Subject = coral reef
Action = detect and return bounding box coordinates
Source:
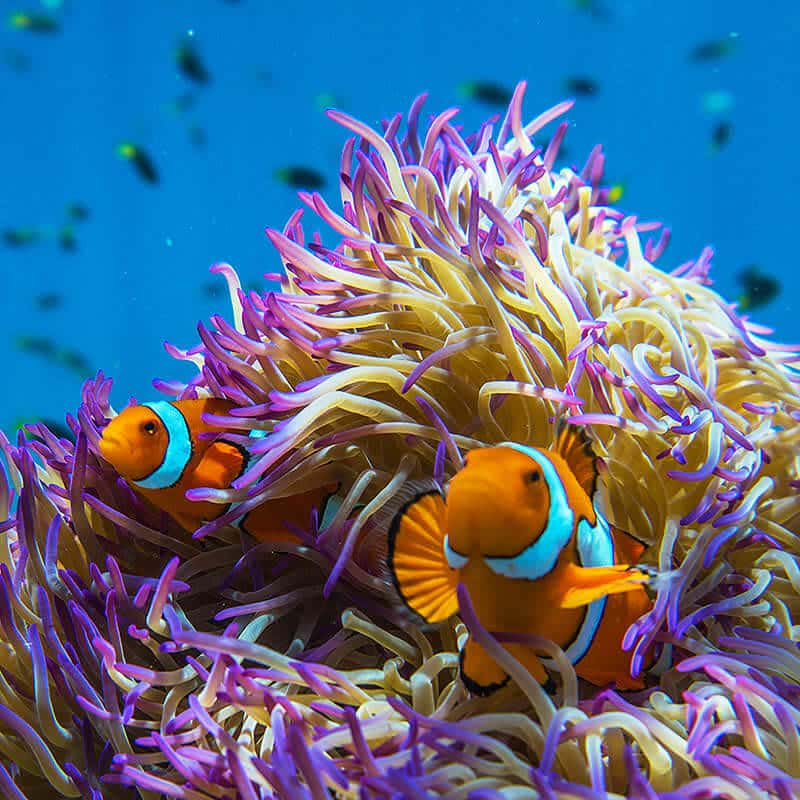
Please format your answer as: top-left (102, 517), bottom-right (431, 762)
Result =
top-left (1, 82), bottom-right (799, 798)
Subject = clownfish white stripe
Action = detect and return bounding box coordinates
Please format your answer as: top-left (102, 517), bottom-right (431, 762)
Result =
top-left (132, 402), bottom-right (192, 490)
top-left (444, 535), bottom-right (469, 569)
top-left (542, 512), bottom-right (615, 668)
top-left (576, 508), bottom-right (614, 568)
top-left (319, 492), bottom-right (342, 531)
top-left (483, 443), bottom-right (574, 580)
top-left (230, 428), bottom-right (268, 529)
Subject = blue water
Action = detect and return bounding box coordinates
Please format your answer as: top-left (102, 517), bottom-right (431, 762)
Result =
top-left (2, 0), bottom-right (798, 432)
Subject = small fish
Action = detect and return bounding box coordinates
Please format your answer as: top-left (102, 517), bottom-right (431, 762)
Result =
top-left (56, 348), bottom-right (91, 376)
top-left (34, 291), bottom-right (62, 310)
top-left (8, 11), bottom-right (60, 33)
top-left (3, 227), bottom-right (40, 247)
top-left (65, 202), bottom-right (90, 222)
top-left (274, 165), bottom-right (326, 190)
top-left (388, 424), bottom-right (655, 693)
top-left (563, 76), bottom-right (599, 97)
top-left (737, 264), bottom-right (780, 311)
top-left (176, 38), bottom-right (211, 85)
top-left (458, 81), bottom-right (513, 107)
top-left (2, 48), bottom-right (31, 71)
top-left (314, 92), bottom-right (346, 111)
top-left (187, 122), bottom-right (207, 149)
top-left (15, 337), bottom-right (91, 374)
top-left (15, 417), bottom-right (75, 442)
top-left (202, 278), bottom-right (259, 300)
top-left (201, 279), bottom-right (224, 299)
top-left (118, 143), bottom-right (159, 184)
top-left (711, 121), bottom-right (732, 153)
top-left (607, 183), bottom-right (625, 204)
top-left (689, 36), bottom-right (738, 63)
top-left (15, 334), bottom-right (56, 356)
top-left (168, 92), bottom-right (196, 114)
top-left (98, 398), bottom-right (337, 540)
top-left (566, 0), bottom-right (613, 21)
top-left (58, 225), bottom-right (77, 252)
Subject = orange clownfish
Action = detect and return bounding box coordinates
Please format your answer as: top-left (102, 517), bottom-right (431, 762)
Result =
top-left (387, 425), bottom-right (655, 694)
top-left (97, 398), bottom-right (335, 541)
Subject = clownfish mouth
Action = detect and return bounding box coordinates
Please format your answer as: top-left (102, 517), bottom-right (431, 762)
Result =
top-left (99, 431), bottom-right (119, 448)
top-left (98, 432), bottom-right (154, 484)
top-left (98, 432), bottom-right (131, 464)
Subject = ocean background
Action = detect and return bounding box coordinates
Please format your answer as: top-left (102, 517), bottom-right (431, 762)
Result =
top-left (1, 0), bottom-right (797, 434)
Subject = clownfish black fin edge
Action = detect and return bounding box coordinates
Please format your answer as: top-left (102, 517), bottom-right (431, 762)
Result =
top-left (386, 487), bottom-right (458, 626)
top-left (459, 647), bottom-right (511, 696)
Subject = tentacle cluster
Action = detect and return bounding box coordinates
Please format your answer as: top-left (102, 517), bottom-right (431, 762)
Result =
top-left (0, 82), bottom-right (799, 798)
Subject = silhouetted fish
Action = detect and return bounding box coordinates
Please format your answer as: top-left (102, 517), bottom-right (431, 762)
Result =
top-left (58, 226), bottom-right (77, 252)
top-left (2, 48), bottom-right (31, 71)
top-left (176, 38), bottom-right (211, 85)
top-left (188, 123), bottom-right (207, 148)
top-left (689, 37), bottom-right (738, 62)
top-left (458, 81), bottom-right (513, 107)
top-left (737, 265), bottom-right (780, 311)
top-left (711, 121), bottom-right (732, 152)
top-left (275, 165), bottom-right (326, 190)
top-left (563, 76), bottom-right (599, 96)
top-left (118, 143), bottom-right (159, 184)
top-left (3, 227), bottom-right (40, 247)
top-left (565, 0), bottom-right (613, 22)
top-left (15, 417), bottom-right (75, 442)
top-left (34, 292), bottom-right (62, 311)
top-left (56, 348), bottom-right (92, 376)
top-left (8, 11), bottom-right (60, 34)
top-left (65, 202), bottom-right (90, 222)
top-left (15, 335), bottom-right (57, 356)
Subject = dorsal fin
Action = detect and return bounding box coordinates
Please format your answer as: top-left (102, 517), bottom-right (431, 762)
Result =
top-left (553, 420), bottom-right (598, 498)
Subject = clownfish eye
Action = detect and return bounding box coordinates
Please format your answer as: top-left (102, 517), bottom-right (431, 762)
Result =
top-left (142, 421), bottom-right (157, 435)
top-left (526, 470), bottom-right (540, 483)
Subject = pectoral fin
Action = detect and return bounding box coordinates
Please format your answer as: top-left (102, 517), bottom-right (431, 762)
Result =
top-left (558, 563), bottom-right (651, 609)
top-left (191, 440), bottom-right (248, 490)
top-left (387, 490), bottom-right (458, 624)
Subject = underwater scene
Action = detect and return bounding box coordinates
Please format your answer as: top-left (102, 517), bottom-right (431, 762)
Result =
top-left (1, 1), bottom-right (800, 798)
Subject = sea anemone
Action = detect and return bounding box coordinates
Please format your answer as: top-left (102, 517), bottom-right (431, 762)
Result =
top-left (1, 81), bottom-right (799, 799)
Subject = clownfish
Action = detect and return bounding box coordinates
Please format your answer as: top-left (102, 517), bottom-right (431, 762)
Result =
top-left (98, 398), bottom-right (335, 542)
top-left (387, 425), bottom-right (655, 693)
